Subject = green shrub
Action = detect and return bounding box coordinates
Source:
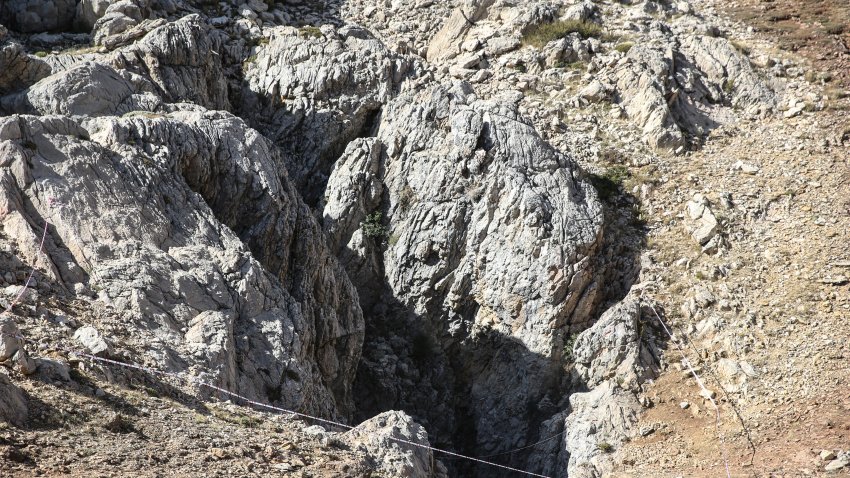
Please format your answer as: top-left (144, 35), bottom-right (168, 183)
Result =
top-left (597, 442), bottom-right (613, 453)
top-left (299, 25), bottom-right (322, 38)
top-left (361, 211), bottom-right (389, 239)
top-left (614, 41), bottom-right (634, 54)
top-left (521, 20), bottom-right (602, 48)
top-left (562, 332), bottom-right (580, 362)
top-left (33, 51), bottom-right (48, 57)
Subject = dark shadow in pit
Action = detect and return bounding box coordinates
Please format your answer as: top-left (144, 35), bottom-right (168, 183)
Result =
top-left (346, 177), bottom-right (649, 477)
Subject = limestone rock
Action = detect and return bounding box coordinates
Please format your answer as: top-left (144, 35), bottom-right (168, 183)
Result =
top-left (0, 373), bottom-right (27, 426)
top-left (0, 317), bottom-right (23, 361)
top-left (346, 411), bottom-right (443, 478)
top-left (573, 296), bottom-right (659, 390)
top-left (1, 62), bottom-right (162, 116)
top-left (73, 325), bottom-right (112, 356)
top-left (344, 82), bottom-right (606, 461)
top-left (0, 111), bottom-right (364, 419)
top-left (0, 0), bottom-right (77, 33)
top-left (685, 193), bottom-right (719, 245)
top-left (597, 24), bottom-right (776, 150)
top-left (111, 15), bottom-right (230, 110)
top-left (242, 25), bottom-right (419, 204)
top-left (0, 38), bottom-right (52, 95)
top-left (426, 0), bottom-right (496, 63)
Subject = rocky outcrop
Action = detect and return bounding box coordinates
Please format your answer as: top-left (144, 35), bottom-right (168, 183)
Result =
top-left (242, 24), bottom-right (421, 205)
top-left (0, 0), bottom-right (77, 33)
top-left (111, 15), bottom-right (230, 111)
top-left (593, 21), bottom-right (776, 151)
top-left (347, 410), bottom-right (446, 478)
top-left (0, 110), bottom-right (364, 419)
top-left (0, 28), bottom-right (51, 95)
top-left (323, 82), bottom-right (606, 466)
top-left (0, 372), bottom-right (27, 426)
top-left (529, 294), bottom-right (660, 478)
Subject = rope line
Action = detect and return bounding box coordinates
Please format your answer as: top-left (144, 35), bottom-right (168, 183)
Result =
top-left (644, 300), bottom-right (732, 478)
top-left (0, 219), bottom-right (550, 476)
top-left (63, 347), bottom-right (551, 478)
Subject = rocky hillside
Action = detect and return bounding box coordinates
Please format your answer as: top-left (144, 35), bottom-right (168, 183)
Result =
top-left (1, 0), bottom-right (848, 477)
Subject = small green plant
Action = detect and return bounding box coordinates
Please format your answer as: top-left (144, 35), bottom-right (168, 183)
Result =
top-left (33, 51), bottom-right (48, 57)
top-left (512, 62), bottom-right (528, 73)
top-left (361, 211), bottom-right (389, 239)
top-left (299, 25), bottom-right (323, 38)
top-left (614, 41), bottom-right (634, 54)
top-left (597, 442), bottom-right (613, 453)
top-left (521, 20), bottom-right (602, 48)
top-left (562, 332), bottom-right (580, 362)
top-left (723, 78), bottom-right (735, 94)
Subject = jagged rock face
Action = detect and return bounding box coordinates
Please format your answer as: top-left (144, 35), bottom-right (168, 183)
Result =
top-left (0, 29), bottom-right (52, 95)
top-left (322, 82), bottom-right (606, 467)
top-left (594, 22), bottom-right (776, 150)
top-left (0, 0), bottom-right (77, 33)
top-left (0, 110), bottom-right (364, 419)
top-left (242, 25), bottom-right (422, 205)
top-left (528, 293), bottom-right (660, 478)
top-left (111, 15), bottom-right (231, 111)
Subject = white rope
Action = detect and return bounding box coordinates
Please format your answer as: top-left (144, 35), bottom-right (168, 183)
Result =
top-left (645, 300), bottom-right (732, 478)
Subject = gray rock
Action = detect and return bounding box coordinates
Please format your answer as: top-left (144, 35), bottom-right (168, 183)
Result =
top-left (0, 0), bottom-right (77, 33)
top-left (242, 25), bottom-right (419, 204)
top-left (346, 411), bottom-right (442, 478)
top-left (426, 0), bottom-right (495, 63)
top-left (0, 372), bottom-right (27, 426)
top-left (0, 110), bottom-right (364, 419)
top-left (598, 25), bottom-right (776, 150)
top-left (0, 317), bottom-right (23, 361)
top-left (531, 292), bottom-right (659, 477)
top-left (111, 15), bottom-right (230, 110)
top-left (12, 348), bottom-right (36, 375)
top-left (825, 457), bottom-right (849, 472)
top-left (573, 296), bottom-right (659, 391)
top-left (74, 325), bottom-right (112, 356)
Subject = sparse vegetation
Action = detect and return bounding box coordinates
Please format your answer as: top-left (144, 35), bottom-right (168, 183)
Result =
top-left (723, 78), bottom-right (735, 94)
top-left (33, 51), bottom-right (48, 58)
top-left (299, 25), bottom-right (323, 39)
top-left (361, 211), bottom-right (389, 239)
top-left (825, 23), bottom-right (846, 35)
top-left (521, 20), bottom-right (602, 48)
top-left (562, 332), bottom-right (580, 362)
top-left (597, 442), bottom-right (614, 453)
top-left (614, 41), bottom-right (634, 54)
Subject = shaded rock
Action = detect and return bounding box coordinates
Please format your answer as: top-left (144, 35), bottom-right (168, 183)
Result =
top-left (242, 25), bottom-right (419, 205)
top-left (0, 0), bottom-right (77, 33)
top-left (0, 373), bottom-right (27, 426)
top-left (0, 111), bottom-right (364, 419)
